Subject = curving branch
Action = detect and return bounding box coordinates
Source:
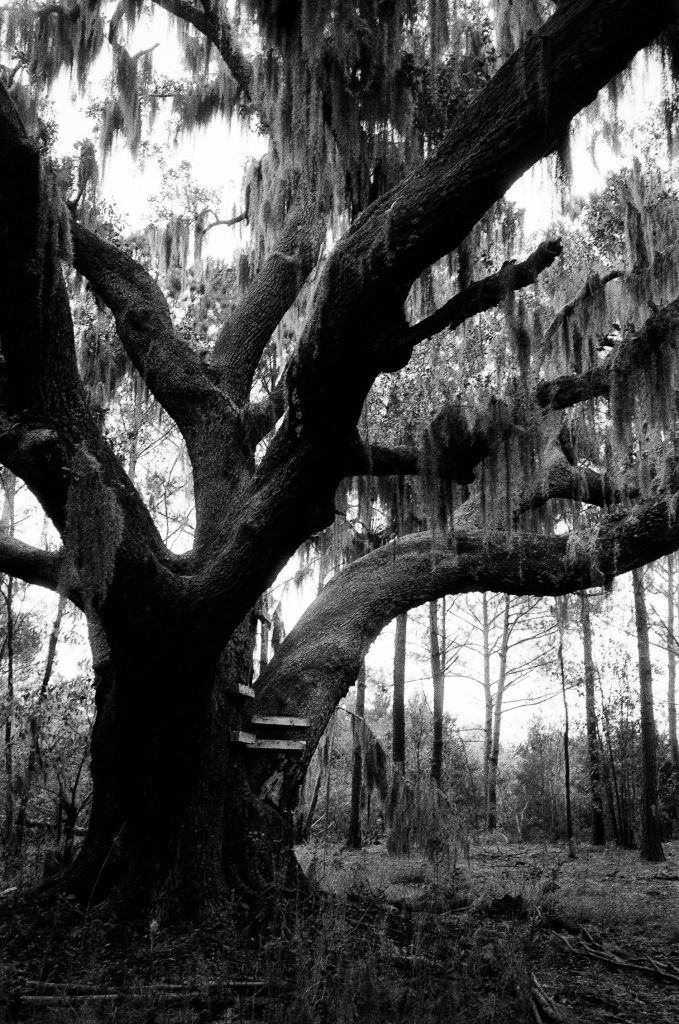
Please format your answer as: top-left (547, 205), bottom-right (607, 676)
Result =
top-left (405, 238), bottom-right (563, 347)
top-left (71, 221), bottom-right (228, 443)
top-left (253, 485), bottom-right (679, 807)
top-left (151, 0), bottom-right (253, 101)
top-left (273, 0), bottom-right (678, 451)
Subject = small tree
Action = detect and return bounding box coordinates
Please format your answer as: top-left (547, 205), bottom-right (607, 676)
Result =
top-left (632, 568), bottom-right (665, 861)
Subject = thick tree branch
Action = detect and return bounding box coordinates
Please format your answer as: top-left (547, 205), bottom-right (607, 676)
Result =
top-left (347, 440), bottom-right (420, 477)
top-left (151, 0), bottom-right (253, 100)
top-left (545, 269), bottom-right (623, 347)
top-left (253, 487), bottom-right (679, 807)
top-left (537, 294), bottom-right (679, 410)
top-left (212, 205), bottom-right (324, 405)
top-left (0, 535), bottom-right (62, 592)
top-left (276, 0), bottom-right (678, 449)
top-left (71, 221), bottom-right (229, 442)
top-left (406, 238), bottom-right (563, 346)
top-left (0, 84), bottom-right (182, 627)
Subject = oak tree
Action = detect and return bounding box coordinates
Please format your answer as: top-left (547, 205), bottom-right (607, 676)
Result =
top-left (2, 0), bottom-right (679, 920)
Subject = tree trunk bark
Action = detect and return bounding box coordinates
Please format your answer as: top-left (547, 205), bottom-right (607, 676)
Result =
top-left (632, 567), bottom-right (665, 862)
top-left (347, 662), bottom-right (366, 849)
top-left (580, 591), bottom-right (606, 845)
top-left (392, 612), bottom-right (407, 769)
top-left (388, 613), bottom-right (409, 854)
top-left (65, 612), bottom-right (298, 919)
top-left (482, 594), bottom-right (493, 824)
top-left (558, 627), bottom-right (576, 858)
top-left (429, 600), bottom-right (445, 788)
top-left (666, 556), bottom-right (679, 807)
top-left (487, 595), bottom-right (510, 830)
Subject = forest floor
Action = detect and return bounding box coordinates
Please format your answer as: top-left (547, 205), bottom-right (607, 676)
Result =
top-left (0, 837), bottom-right (678, 1022)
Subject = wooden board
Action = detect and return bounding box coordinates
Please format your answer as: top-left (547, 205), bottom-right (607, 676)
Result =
top-left (253, 738), bottom-right (306, 752)
top-left (237, 685), bottom-right (256, 699)
top-left (250, 715), bottom-right (310, 729)
top-left (230, 730), bottom-right (256, 745)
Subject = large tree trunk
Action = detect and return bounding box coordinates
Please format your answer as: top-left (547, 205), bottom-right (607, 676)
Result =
top-left (632, 568), bottom-right (665, 862)
top-left (581, 592), bottom-right (606, 846)
top-left (65, 613), bottom-right (297, 919)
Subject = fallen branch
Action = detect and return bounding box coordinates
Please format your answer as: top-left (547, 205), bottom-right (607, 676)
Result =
top-left (529, 973), bottom-right (571, 1023)
top-left (555, 931), bottom-right (679, 984)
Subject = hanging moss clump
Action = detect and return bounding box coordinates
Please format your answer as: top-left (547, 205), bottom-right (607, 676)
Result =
top-left (60, 446), bottom-right (125, 609)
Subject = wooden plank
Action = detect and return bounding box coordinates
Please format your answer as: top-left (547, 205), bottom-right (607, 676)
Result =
top-left (237, 685), bottom-right (256, 699)
top-left (253, 738), bottom-right (306, 752)
top-left (250, 715), bottom-right (310, 729)
top-left (230, 730), bottom-right (256, 745)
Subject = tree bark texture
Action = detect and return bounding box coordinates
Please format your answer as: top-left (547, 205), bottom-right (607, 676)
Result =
top-left (667, 556), bottom-right (679, 788)
top-left (392, 613), bottom-right (407, 769)
top-left (482, 594), bottom-right (493, 819)
top-left (632, 568), bottom-right (665, 863)
top-left (487, 596), bottom-right (510, 831)
top-left (347, 663), bottom-right (366, 849)
top-left (558, 624), bottom-right (576, 858)
top-left (580, 591), bottom-right (606, 846)
top-left (429, 600), bottom-right (445, 788)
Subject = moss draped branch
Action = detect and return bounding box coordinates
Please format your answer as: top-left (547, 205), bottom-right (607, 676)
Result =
top-left (71, 221), bottom-right (231, 445)
top-left (253, 487), bottom-right (679, 808)
top-left (405, 238), bottom-right (563, 347)
top-left (212, 206), bottom-right (324, 405)
top-left (151, 0), bottom-right (253, 101)
top-left (260, 0), bottom-right (678, 466)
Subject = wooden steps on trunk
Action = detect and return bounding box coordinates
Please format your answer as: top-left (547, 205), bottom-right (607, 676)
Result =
top-left (230, 731), bottom-right (306, 752)
top-left (230, 714), bottom-right (310, 753)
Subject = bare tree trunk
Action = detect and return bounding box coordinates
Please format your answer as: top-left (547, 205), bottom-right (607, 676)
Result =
top-left (667, 555), bottom-right (679, 795)
top-left (322, 712), bottom-right (336, 843)
top-left (429, 600), bottom-right (445, 788)
top-left (126, 374), bottom-right (145, 485)
top-left (581, 591), bottom-right (606, 845)
top-left (258, 593), bottom-right (271, 678)
top-left (632, 567), bottom-right (665, 861)
top-left (557, 603), bottom-right (576, 858)
top-left (12, 595), bottom-right (67, 854)
top-left (392, 612), bottom-right (407, 769)
top-left (347, 662), bottom-right (366, 848)
top-left (487, 595), bottom-right (510, 830)
top-left (388, 613), bottom-right (409, 853)
top-left (482, 593), bottom-right (492, 823)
